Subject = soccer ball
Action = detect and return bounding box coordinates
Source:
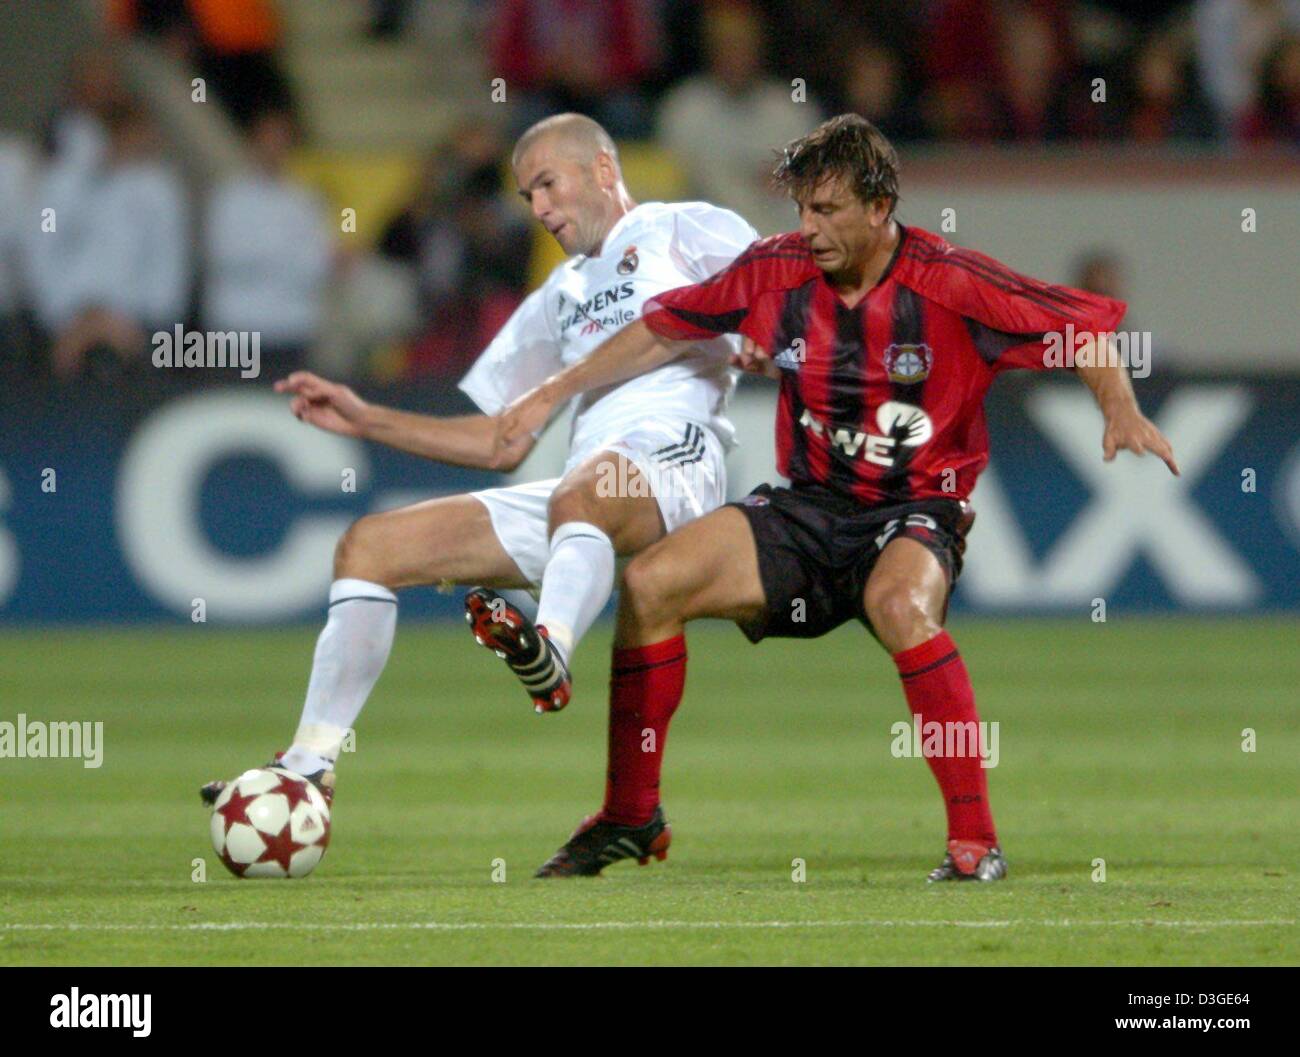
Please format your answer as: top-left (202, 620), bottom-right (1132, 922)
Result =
top-left (208, 767), bottom-right (331, 878)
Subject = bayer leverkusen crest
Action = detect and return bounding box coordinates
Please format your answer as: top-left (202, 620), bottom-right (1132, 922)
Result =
top-left (884, 342), bottom-right (933, 384)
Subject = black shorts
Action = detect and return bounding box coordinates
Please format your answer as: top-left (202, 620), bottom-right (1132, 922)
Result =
top-left (730, 483), bottom-right (974, 643)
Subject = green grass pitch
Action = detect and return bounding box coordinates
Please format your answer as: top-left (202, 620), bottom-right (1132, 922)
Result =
top-left (1, 617), bottom-right (1296, 966)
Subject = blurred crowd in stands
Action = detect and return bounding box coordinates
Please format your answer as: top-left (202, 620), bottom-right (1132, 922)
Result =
top-left (490, 0), bottom-right (1300, 146)
top-left (0, 0), bottom-right (1296, 388)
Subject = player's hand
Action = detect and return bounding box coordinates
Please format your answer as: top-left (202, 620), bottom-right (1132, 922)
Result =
top-left (274, 371), bottom-right (371, 438)
top-left (730, 336), bottom-right (780, 378)
top-left (496, 381), bottom-right (560, 449)
top-left (1103, 407), bottom-right (1180, 476)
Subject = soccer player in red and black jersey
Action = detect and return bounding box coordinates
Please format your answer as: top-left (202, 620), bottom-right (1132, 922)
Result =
top-left (499, 114), bottom-right (1178, 881)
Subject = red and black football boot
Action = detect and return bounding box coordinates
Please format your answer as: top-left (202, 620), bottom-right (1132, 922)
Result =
top-left (926, 839), bottom-right (1007, 883)
top-left (200, 752), bottom-right (335, 807)
top-left (534, 806), bottom-right (671, 877)
top-left (465, 587), bottom-right (571, 713)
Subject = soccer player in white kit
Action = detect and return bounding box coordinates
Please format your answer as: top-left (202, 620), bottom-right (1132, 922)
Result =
top-left (200, 114), bottom-right (756, 874)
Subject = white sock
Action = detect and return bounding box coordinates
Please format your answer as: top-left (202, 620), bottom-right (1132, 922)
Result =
top-left (493, 587), bottom-right (540, 623)
top-left (281, 578), bottom-right (397, 776)
top-left (535, 521), bottom-right (615, 662)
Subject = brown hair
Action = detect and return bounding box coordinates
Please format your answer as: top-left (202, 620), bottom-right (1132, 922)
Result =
top-left (772, 113), bottom-right (900, 216)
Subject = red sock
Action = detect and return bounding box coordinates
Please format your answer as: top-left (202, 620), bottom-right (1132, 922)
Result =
top-left (892, 630), bottom-right (997, 847)
top-left (601, 635), bottom-right (686, 826)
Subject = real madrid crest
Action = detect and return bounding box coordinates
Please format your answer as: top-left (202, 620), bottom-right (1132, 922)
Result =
top-left (884, 342), bottom-right (933, 384)
top-left (616, 244), bottom-right (639, 275)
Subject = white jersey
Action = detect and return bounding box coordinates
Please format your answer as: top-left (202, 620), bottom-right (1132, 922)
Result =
top-left (459, 200), bottom-right (757, 455)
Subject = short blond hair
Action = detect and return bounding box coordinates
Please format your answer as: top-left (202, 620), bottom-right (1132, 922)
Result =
top-left (511, 112), bottom-right (620, 172)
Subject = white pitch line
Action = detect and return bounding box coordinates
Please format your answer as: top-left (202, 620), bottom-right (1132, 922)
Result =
top-left (0, 919), bottom-right (1295, 933)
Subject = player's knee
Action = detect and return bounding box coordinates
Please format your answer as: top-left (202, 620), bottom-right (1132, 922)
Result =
top-left (622, 552), bottom-right (679, 625)
top-left (864, 579), bottom-right (937, 646)
top-left (334, 515), bottom-right (387, 583)
top-left (546, 480), bottom-right (598, 535)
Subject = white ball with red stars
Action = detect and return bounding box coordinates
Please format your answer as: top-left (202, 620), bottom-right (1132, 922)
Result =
top-left (209, 767), bottom-right (331, 878)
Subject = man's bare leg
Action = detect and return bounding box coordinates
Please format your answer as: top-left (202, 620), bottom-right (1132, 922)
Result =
top-left (469, 449), bottom-right (668, 713)
top-left (534, 505), bottom-right (769, 874)
top-left (861, 537), bottom-right (948, 653)
top-left (536, 449), bottom-right (666, 660)
top-left (603, 504), bottom-right (768, 817)
top-left (603, 504), bottom-right (767, 828)
top-left (617, 506), bottom-right (768, 644)
top-left (334, 494), bottom-right (530, 589)
top-left (864, 537), bottom-right (1004, 880)
top-left (278, 495), bottom-right (531, 776)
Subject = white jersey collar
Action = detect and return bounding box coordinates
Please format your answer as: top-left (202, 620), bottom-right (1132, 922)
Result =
top-left (586, 202), bottom-right (662, 262)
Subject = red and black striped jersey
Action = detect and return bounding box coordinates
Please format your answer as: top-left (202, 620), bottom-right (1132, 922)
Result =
top-left (642, 224), bottom-right (1127, 505)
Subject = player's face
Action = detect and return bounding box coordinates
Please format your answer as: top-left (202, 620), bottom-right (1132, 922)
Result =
top-left (796, 176), bottom-right (888, 278)
top-left (514, 139), bottom-right (609, 256)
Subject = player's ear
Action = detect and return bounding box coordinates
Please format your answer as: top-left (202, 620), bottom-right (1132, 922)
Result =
top-left (595, 150), bottom-right (617, 190)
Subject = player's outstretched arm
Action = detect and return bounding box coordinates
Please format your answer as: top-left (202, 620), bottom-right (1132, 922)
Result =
top-left (1074, 361), bottom-right (1180, 476)
top-left (495, 319), bottom-right (682, 445)
top-left (275, 371), bottom-right (535, 472)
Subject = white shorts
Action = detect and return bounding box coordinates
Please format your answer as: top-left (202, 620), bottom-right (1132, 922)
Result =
top-left (470, 418), bottom-right (728, 586)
